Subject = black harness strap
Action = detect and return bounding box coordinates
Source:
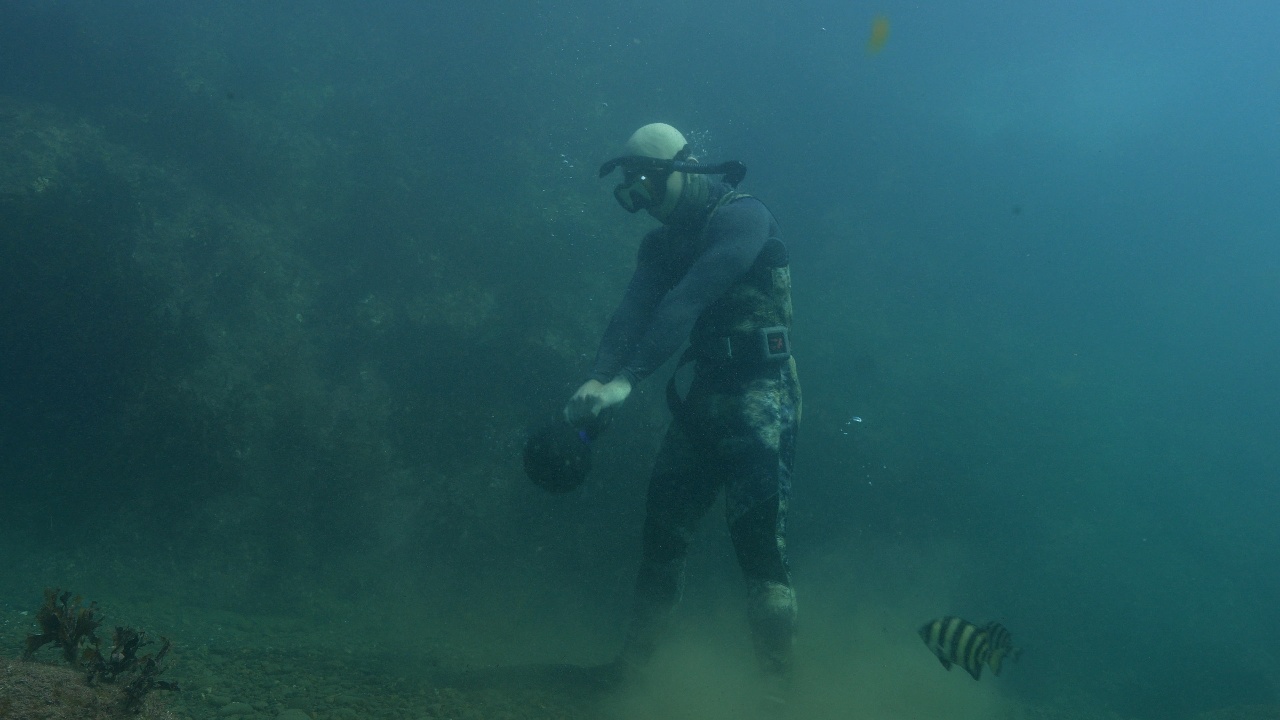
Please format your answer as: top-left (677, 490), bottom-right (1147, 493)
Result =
top-left (665, 346), bottom-right (698, 421)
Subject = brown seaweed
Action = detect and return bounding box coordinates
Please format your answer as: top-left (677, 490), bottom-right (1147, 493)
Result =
top-left (23, 588), bottom-right (102, 665)
top-left (23, 588), bottom-right (178, 713)
top-left (84, 626), bottom-right (179, 712)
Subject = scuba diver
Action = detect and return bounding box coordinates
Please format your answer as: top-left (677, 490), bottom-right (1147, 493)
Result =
top-left (564, 123), bottom-right (801, 704)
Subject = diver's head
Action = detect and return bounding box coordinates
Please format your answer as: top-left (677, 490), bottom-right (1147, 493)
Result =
top-left (612, 123), bottom-right (694, 223)
top-left (600, 123), bottom-right (746, 225)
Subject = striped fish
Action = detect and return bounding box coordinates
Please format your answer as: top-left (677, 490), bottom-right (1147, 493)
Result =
top-left (918, 616), bottom-right (1021, 680)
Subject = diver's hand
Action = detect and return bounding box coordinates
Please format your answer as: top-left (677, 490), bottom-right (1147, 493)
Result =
top-left (564, 379), bottom-right (605, 425)
top-left (564, 376), bottom-right (632, 426)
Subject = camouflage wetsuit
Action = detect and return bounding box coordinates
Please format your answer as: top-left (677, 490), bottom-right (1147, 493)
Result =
top-left (590, 181), bottom-right (801, 676)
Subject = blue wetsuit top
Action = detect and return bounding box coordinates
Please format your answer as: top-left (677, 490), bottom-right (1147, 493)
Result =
top-left (589, 182), bottom-right (784, 386)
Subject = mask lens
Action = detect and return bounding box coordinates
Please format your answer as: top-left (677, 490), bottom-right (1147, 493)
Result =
top-left (605, 157), bottom-right (672, 213)
top-left (614, 179), bottom-right (652, 213)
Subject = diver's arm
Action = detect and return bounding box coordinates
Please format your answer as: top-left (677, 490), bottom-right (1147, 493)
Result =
top-left (622, 200), bottom-right (773, 382)
top-left (568, 233), bottom-right (669, 423)
top-left (588, 233), bottom-right (670, 383)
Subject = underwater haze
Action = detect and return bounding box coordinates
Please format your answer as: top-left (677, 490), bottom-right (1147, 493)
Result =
top-left (1, 1), bottom-right (1278, 719)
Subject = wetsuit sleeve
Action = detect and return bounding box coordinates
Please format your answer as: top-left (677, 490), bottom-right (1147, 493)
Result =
top-left (622, 199), bottom-right (774, 383)
top-left (589, 232), bottom-right (671, 383)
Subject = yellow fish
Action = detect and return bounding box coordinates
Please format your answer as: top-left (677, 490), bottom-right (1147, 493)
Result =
top-left (867, 15), bottom-right (891, 55)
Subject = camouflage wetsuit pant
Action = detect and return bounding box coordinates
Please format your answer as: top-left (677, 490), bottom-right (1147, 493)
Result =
top-left (621, 356), bottom-right (801, 676)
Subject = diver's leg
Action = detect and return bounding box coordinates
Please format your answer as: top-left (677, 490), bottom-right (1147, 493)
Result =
top-left (617, 420), bottom-right (720, 670)
top-left (732, 495), bottom-right (796, 678)
top-left (723, 363), bottom-right (801, 680)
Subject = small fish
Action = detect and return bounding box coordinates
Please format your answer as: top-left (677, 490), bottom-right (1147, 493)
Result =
top-left (840, 415), bottom-right (863, 436)
top-left (867, 15), bottom-right (891, 55)
top-left (918, 616), bottom-right (1021, 681)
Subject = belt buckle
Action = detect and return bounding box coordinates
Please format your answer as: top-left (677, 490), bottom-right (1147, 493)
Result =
top-left (758, 326), bottom-right (790, 361)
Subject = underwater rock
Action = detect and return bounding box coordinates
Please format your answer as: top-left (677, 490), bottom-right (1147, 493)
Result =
top-left (0, 656), bottom-right (179, 720)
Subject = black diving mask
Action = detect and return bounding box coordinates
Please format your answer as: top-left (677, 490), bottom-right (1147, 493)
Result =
top-left (612, 166), bottom-right (665, 213)
top-left (599, 146), bottom-right (747, 213)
